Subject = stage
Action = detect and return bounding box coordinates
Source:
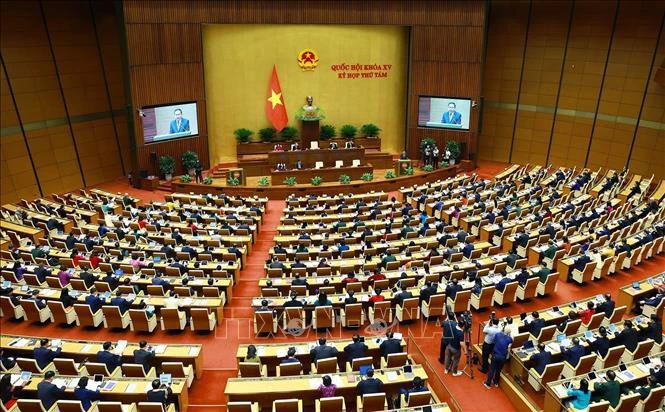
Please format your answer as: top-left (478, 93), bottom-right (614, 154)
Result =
top-left (171, 163), bottom-right (474, 200)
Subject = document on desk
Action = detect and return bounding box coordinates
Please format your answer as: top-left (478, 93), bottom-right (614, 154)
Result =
top-left (386, 371), bottom-right (398, 382)
top-left (636, 364), bottom-right (650, 374)
top-left (81, 344), bottom-right (93, 353)
top-left (189, 347), bottom-right (199, 356)
top-left (309, 378), bottom-right (320, 389)
top-left (154, 345), bottom-right (167, 354)
top-left (125, 383), bottom-right (136, 393)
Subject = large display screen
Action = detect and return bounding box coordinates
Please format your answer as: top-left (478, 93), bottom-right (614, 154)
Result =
top-left (141, 102), bottom-right (198, 144)
top-left (417, 96), bottom-right (471, 131)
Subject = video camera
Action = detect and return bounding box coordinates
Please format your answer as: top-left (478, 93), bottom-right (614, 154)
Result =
top-left (458, 310), bottom-right (473, 332)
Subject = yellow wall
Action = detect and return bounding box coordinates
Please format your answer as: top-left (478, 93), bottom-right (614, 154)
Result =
top-left (203, 25), bottom-right (408, 163)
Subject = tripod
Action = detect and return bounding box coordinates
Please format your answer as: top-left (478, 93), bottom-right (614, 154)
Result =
top-left (459, 327), bottom-right (475, 379)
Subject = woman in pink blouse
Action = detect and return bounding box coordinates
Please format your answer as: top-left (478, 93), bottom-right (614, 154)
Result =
top-left (318, 375), bottom-right (336, 398)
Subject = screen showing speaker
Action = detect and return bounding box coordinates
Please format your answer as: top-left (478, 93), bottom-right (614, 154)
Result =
top-left (417, 96), bottom-right (471, 131)
top-left (141, 102), bottom-right (199, 144)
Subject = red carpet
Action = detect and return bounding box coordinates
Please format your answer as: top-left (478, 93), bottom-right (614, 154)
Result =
top-left (4, 162), bottom-right (664, 412)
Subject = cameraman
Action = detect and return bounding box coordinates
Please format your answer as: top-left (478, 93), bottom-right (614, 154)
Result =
top-left (480, 316), bottom-right (501, 374)
top-left (444, 314), bottom-right (464, 376)
top-left (438, 309), bottom-right (457, 364)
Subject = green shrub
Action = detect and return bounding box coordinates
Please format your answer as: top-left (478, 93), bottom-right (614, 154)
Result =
top-left (159, 155), bottom-right (175, 176)
top-left (439, 160), bottom-right (449, 168)
top-left (182, 151), bottom-right (198, 171)
top-left (340, 124), bottom-right (357, 139)
top-left (361, 172), bottom-right (373, 182)
top-left (280, 126), bottom-right (298, 141)
top-left (283, 176), bottom-right (297, 186)
top-left (360, 123), bottom-right (381, 137)
top-left (234, 128), bottom-right (253, 143)
top-left (446, 140), bottom-right (461, 160)
top-left (180, 174), bottom-right (192, 183)
top-left (339, 174), bottom-right (351, 184)
top-left (258, 176), bottom-right (270, 187)
top-left (320, 124), bottom-right (336, 140)
top-left (404, 167), bottom-right (414, 176)
top-left (258, 127), bottom-right (277, 142)
top-left (203, 176), bottom-right (213, 185)
top-left (311, 176), bottom-right (323, 186)
top-left (385, 170), bottom-right (395, 179)
top-left (422, 165), bottom-right (434, 172)
top-left (420, 138), bottom-right (435, 151)
top-left (227, 177), bottom-right (240, 186)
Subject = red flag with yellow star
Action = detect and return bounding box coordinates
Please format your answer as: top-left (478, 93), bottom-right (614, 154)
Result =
top-left (266, 65), bottom-right (288, 132)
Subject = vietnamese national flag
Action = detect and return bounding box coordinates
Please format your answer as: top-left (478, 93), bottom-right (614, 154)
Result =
top-left (266, 65), bottom-right (288, 132)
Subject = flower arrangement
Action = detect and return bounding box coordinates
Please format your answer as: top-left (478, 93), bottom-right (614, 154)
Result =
top-left (203, 176), bottom-right (213, 185)
top-left (320, 124), bottom-right (336, 140)
top-left (339, 174), bottom-right (351, 184)
top-left (258, 177), bottom-right (270, 187)
top-left (385, 170), bottom-right (396, 179)
top-left (439, 160), bottom-right (449, 168)
top-left (404, 167), bottom-right (414, 176)
top-left (361, 123), bottom-right (381, 138)
top-left (180, 174), bottom-right (192, 183)
top-left (422, 165), bottom-right (434, 172)
top-left (361, 172), bottom-right (373, 182)
top-left (234, 128), bottom-right (253, 143)
top-left (311, 176), bottom-right (323, 186)
top-left (283, 176), bottom-right (297, 186)
top-left (182, 151), bottom-right (198, 172)
top-left (227, 177), bottom-right (240, 186)
top-left (340, 124), bottom-right (357, 139)
top-left (259, 127), bottom-right (277, 142)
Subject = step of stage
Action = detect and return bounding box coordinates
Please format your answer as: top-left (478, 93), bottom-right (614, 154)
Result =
top-left (156, 180), bottom-right (172, 191)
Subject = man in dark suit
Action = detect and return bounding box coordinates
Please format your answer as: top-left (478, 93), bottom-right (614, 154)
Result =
top-left (573, 254), bottom-right (591, 272)
top-left (79, 270), bottom-right (99, 289)
top-left (151, 272), bottom-right (171, 289)
top-left (588, 326), bottom-right (611, 358)
top-left (445, 279), bottom-right (462, 301)
top-left (169, 108), bottom-right (190, 134)
top-left (495, 272), bottom-right (512, 292)
top-left (34, 338), bottom-right (61, 369)
top-left (394, 285), bottom-right (413, 307)
top-left (309, 338), bottom-right (339, 362)
top-left (268, 257), bottom-right (285, 270)
top-left (133, 340), bottom-right (155, 373)
top-left (441, 102), bottom-right (462, 125)
top-left (110, 291), bottom-right (132, 314)
top-left (529, 343), bottom-right (552, 375)
top-left (85, 288), bottom-right (105, 313)
top-left (344, 290), bottom-right (358, 304)
top-left (273, 244), bottom-right (287, 255)
top-left (379, 332), bottom-right (402, 359)
top-left (593, 370), bottom-right (621, 407)
top-left (614, 320), bottom-right (639, 352)
top-left (96, 341), bottom-right (122, 372)
top-left (0, 349), bottom-right (16, 370)
top-left (344, 335), bottom-right (368, 361)
top-left (525, 311), bottom-right (545, 338)
top-left (37, 371), bottom-right (65, 409)
top-left (101, 271), bottom-right (119, 291)
top-left (561, 337), bottom-right (585, 367)
top-left (146, 378), bottom-right (173, 406)
top-left (356, 368), bottom-right (383, 395)
top-left (282, 292), bottom-right (304, 308)
top-left (419, 281), bottom-right (438, 304)
top-left (595, 294), bottom-right (615, 318)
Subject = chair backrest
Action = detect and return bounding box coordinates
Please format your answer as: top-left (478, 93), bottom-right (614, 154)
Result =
top-left (632, 339), bottom-right (654, 357)
top-left (576, 354), bottom-right (597, 375)
top-left (343, 303), bottom-right (363, 327)
top-left (1, 296), bottom-right (19, 314)
top-left (191, 308), bottom-right (213, 330)
top-left (642, 385), bottom-right (665, 411)
top-left (278, 361), bottom-right (301, 376)
top-left (102, 306), bottom-right (125, 327)
top-left (361, 393), bottom-right (385, 411)
top-left (541, 362), bottom-right (565, 384)
top-left (521, 277), bottom-right (539, 296)
top-left (385, 352), bottom-right (408, 368)
top-left (587, 401), bottom-right (610, 412)
top-left (74, 304), bottom-right (96, 325)
top-left (239, 362), bottom-right (262, 377)
top-left (608, 305), bottom-right (626, 324)
top-left (17, 357), bottom-right (41, 373)
top-left (147, 285), bottom-right (165, 295)
top-left (502, 281), bottom-right (519, 301)
top-left (85, 362), bottom-right (111, 376)
top-left (315, 357), bottom-right (338, 374)
top-left (54, 358), bottom-right (79, 375)
top-left (162, 307), bottom-right (185, 328)
top-left (55, 400), bottom-right (86, 412)
top-left (537, 325), bottom-right (557, 342)
top-left (603, 345), bottom-right (625, 367)
top-left (16, 400), bottom-right (46, 412)
top-left (97, 402), bottom-right (129, 412)
top-left (612, 392), bottom-right (640, 412)
top-left (318, 396), bottom-right (345, 412)
top-left (314, 305), bottom-right (334, 328)
top-left (136, 403), bottom-right (166, 412)
top-left (451, 290), bottom-right (470, 312)
top-left (563, 319), bottom-right (582, 335)
top-left (284, 307), bottom-right (304, 325)
top-left (426, 294), bottom-right (446, 314)
top-left (372, 300), bottom-right (392, 323)
top-left (400, 297), bottom-right (419, 320)
top-left (273, 399), bottom-right (301, 412)
top-left (350, 356), bottom-right (373, 371)
top-left (406, 391), bottom-right (431, 407)
top-left (478, 286), bottom-right (496, 307)
top-left (586, 312), bottom-right (605, 330)
top-left (128, 309), bottom-right (151, 331)
top-left (254, 310), bottom-right (276, 334)
top-left (227, 402), bottom-right (256, 412)
top-left (162, 362), bottom-right (186, 377)
top-left (19, 299), bottom-right (43, 319)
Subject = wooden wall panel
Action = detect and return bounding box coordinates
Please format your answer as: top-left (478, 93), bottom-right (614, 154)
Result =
top-left (123, 0), bottom-right (486, 172)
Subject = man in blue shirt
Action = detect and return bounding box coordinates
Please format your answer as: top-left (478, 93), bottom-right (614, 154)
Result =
top-left (484, 330), bottom-right (512, 388)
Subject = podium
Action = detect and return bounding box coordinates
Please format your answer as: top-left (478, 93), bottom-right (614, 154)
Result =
top-left (300, 120), bottom-right (319, 149)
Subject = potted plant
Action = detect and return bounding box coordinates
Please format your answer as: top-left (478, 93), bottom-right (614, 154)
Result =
top-left (404, 167), bottom-right (414, 176)
top-left (234, 128), bottom-right (253, 144)
top-left (283, 176), bottom-right (297, 186)
top-left (420, 137), bottom-right (435, 152)
top-left (320, 124), bottom-right (336, 140)
top-left (445, 140), bottom-right (461, 165)
top-left (339, 174), bottom-right (351, 184)
top-left (182, 151), bottom-right (198, 175)
top-left (227, 177), bottom-right (240, 186)
top-left (259, 127), bottom-right (276, 143)
top-left (422, 164), bottom-right (434, 172)
top-left (361, 172), bottom-right (373, 182)
top-left (180, 174), bottom-right (192, 183)
top-left (280, 126), bottom-right (298, 142)
top-left (340, 124), bottom-right (357, 139)
top-left (258, 177), bottom-right (270, 187)
top-left (385, 170), bottom-right (396, 179)
top-left (203, 176), bottom-right (213, 185)
top-left (360, 123), bottom-right (381, 138)
top-left (159, 155), bottom-right (176, 181)
top-left (311, 176), bottom-right (323, 186)
top-left (440, 160), bottom-right (449, 168)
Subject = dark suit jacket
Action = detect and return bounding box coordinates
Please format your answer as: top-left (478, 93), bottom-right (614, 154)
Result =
top-left (85, 294), bottom-right (104, 313)
top-left (309, 345), bottom-right (339, 362)
top-left (80, 271), bottom-right (98, 288)
top-left (283, 299), bottom-right (304, 308)
top-left (96, 350), bottom-right (122, 372)
top-left (529, 350), bottom-right (552, 374)
top-left (74, 387), bottom-right (101, 411)
top-left (110, 297), bottom-right (131, 314)
top-left (34, 346), bottom-right (61, 369)
top-left (595, 301), bottom-right (615, 318)
top-left (37, 380), bottom-right (65, 409)
top-left (561, 344), bottom-right (585, 367)
top-left (134, 348), bottom-right (155, 372)
top-left (394, 291), bottom-right (413, 307)
top-left (357, 377), bottom-right (384, 395)
top-left (527, 318), bottom-right (546, 338)
top-left (169, 118), bottom-right (190, 133)
top-left (147, 387), bottom-right (172, 405)
top-left (344, 342), bottom-right (368, 360)
top-left (588, 336), bottom-right (610, 358)
top-left (615, 328), bottom-right (639, 352)
top-left (379, 338), bottom-right (402, 358)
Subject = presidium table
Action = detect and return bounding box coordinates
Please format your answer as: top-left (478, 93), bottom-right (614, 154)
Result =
top-left (268, 146), bottom-right (373, 183)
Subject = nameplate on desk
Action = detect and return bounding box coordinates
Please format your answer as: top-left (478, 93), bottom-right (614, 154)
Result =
top-left (188, 347), bottom-right (199, 356)
top-left (125, 383), bottom-right (136, 393)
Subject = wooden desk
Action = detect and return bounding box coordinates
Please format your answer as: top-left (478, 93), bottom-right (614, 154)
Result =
top-left (140, 176), bottom-right (160, 191)
top-left (224, 365), bottom-right (428, 408)
top-left (0, 220), bottom-right (44, 244)
top-left (19, 374), bottom-right (188, 411)
top-left (271, 165), bottom-right (373, 183)
top-left (617, 274), bottom-right (664, 311)
top-left (1, 334), bottom-right (204, 379)
top-left (2, 204), bottom-right (73, 233)
top-left (90, 189), bottom-right (142, 207)
top-left (268, 147), bottom-right (365, 169)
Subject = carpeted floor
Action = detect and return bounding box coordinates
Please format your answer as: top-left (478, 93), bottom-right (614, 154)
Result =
top-left (3, 160), bottom-right (664, 412)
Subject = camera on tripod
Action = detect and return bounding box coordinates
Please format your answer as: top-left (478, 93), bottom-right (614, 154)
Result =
top-left (458, 310), bottom-right (473, 332)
